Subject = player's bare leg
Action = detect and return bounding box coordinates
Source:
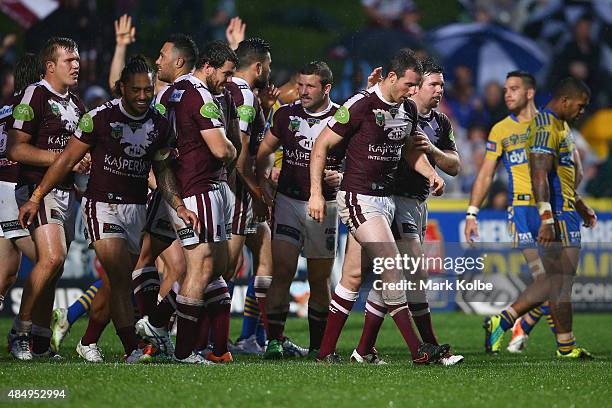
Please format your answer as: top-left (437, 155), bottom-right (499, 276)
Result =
top-left (10, 224), bottom-right (68, 360)
top-left (158, 240), bottom-right (185, 297)
top-left (0, 235), bottom-right (36, 303)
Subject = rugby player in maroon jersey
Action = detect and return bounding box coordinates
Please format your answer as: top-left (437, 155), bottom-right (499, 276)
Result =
top-left (19, 56), bottom-right (198, 363)
top-left (353, 59), bottom-right (464, 366)
top-left (0, 54), bottom-right (41, 314)
top-left (255, 61), bottom-right (342, 358)
top-left (135, 42), bottom-right (236, 364)
top-left (7, 38), bottom-right (90, 360)
top-left (224, 38), bottom-right (275, 350)
top-left (308, 48), bottom-right (448, 364)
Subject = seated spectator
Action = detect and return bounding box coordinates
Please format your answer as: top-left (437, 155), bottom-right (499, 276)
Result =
top-left (446, 65), bottom-right (483, 130)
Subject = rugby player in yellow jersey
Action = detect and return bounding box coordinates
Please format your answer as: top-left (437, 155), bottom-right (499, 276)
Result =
top-left (465, 71), bottom-right (556, 353)
top-left (526, 77), bottom-right (596, 359)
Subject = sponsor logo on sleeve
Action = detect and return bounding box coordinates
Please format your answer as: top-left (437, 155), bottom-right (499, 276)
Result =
top-left (78, 113), bottom-right (94, 133)
top-left (200, 102), bottom-right (221, 120)
top-left (486, 141), bottom-right (497, 152)
top-left (13, 104), bottom-right (34, 121)
top-left (333, 106), bottom-right (350, 124)
top-left (237, 105), bottom-right (256, 123)
top-left (154, 103), bottom-right (167, 115)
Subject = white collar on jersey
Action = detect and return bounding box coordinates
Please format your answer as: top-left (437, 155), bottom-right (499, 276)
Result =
top-left (119, 98), bottom-right (147, 120)
top-left (372, 83), bottom-right (396, 106)
top-left (40, 79), bottom-right (70, 98)
top-left (231, 76), bottom-right (250, 89)
top-left (303, 98), bottom-right (335, 117)
top-left (173, 73), bottom-right (192, 84)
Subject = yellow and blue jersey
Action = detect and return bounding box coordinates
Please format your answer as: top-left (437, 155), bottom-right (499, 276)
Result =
top-left (485, 114), bottom-right (534, 206)
top-left (525, 108), bottom-right (576, 212)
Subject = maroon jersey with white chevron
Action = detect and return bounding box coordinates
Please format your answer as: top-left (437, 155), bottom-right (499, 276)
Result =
top-left (165, 75), bottom-right (225, 197)
top-left (270, 100), bottom-right (343, 201)
top-left (328, 84), bottom-right (418, 196)
top-left (225, 76), bottom-right (266, 157)
top-left (0, 93), bottom-right (20, 183)
top-left (10, 79), bottom-right (85, 188)
top-left (74, 99), bottom-right (171, 204)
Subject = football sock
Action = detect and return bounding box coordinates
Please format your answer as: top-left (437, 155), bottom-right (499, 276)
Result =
top-left (408, 302), bottom-right (438, 345)
top-left (254, 275), bottom-right (272, 332)
top-left (308, 302), bottom-right (328, 351)
top-left (81, 318), bottom-right (109, 346)
top-left (31, 324), bottom-right (52, 354)
top-left (239, 276), bottom-right (259, 340)
top-left (116, 325), bottom-right (139, 355)
top-left (194, 313), bottom-right (210, 351)
top-left (132, 267), bottom-right (161, 317)
top-left (356, 297), bottom-right (387, 356)
top-left (256, 318), bottom-right (266, 347)
top-left (67, 279), bottom-right (102, 325)
top-left (174, 295), bottom-right (205, 359)
top-left (149, 288), bottom-right (177, 328)
top-left (266, 308), bottom-right (288, 341)
top-left (556, 334), bottom-right (576, 355)
top-left (541, 304), bottom-right (557, 334)
top-left (387, 303), bottom-right (421, 359)
top-left (499, 308), bottom-right (517, 331)
top-left (318, 284), bottom-right (358, 358)
top-left (204, 278), bottom-right (231, 356)
top-left (521, 306), bottom-right (544, 335)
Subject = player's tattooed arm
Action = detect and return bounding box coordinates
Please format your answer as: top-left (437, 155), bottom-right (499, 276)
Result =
top-left (152, 152), bottom-right (183, 210)
top-left (529, 152), bottom-right (553, 204)
top-left (225, 118), bottom-right (242, 172)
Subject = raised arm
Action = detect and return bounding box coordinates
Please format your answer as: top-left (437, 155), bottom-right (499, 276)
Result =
top-left (109, 14), bottom-right (136, 92)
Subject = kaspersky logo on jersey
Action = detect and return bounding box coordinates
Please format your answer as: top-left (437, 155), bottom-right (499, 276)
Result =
top-left (507, 148), bottom-right (527, 165)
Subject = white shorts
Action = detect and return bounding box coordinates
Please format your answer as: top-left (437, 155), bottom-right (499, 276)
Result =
top-left (171, 188), bottom-right (228, 247)
top-left (392, 196), bottom-right (428, 243)
top-left (218, 181), bottom-right (234, 238)
top-left (272, 193), bottom-right (338, 259)
top-left (144, 189), bottom-right (176, 243)
top-left (0, 181), bottom-right (29, 239)
top-left (15, 184), bottom-right (76, 242)
top-left (81, 197), bottom-right (146, 255)
top-left (232, 177), bottom-right (258, 235)
top-left (337, 190), bottom-right (395, 232)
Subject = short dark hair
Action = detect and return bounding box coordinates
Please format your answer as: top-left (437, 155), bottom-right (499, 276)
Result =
top-left (14, 53), bottom-right (42, 92)
top-left (421, 57), bottom-right (443, 76)
top-left (506, 70), bottom-right (536, 89)
top-left (167, 33), bottom-right (198, 71)
top-left (113, 55), bottom-right (155, 97)
top-left (196, 40), bottom-right (238, 70)
top-left (383, 48), bottom-right (423, 79)
top-left (236, 37), bottom-right (271, 70)
top-left (552, 76), bottom-right (591, 100)
top-left (39, 37), bottom-right (78, 70)
top-left (299, 61), bottom-right (333, 87)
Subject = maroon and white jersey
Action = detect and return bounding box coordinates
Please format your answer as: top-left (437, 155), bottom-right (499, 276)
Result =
top-left (328, 84), bottom-right (418, 197)
top-left (164, 75), bottom-right (225, 198)
top-left (74, 99), bottom-right (171, 204)
top-left (10, 79), bottom-right (85, 188)
top-left (225, 76), bottom-right (266, 157)
top-left (270, 100), bottom-right (343, 201)
top-left (215, 89), bottom-right (238, 183)
top-left (0, 93), bottom-right (20, 183)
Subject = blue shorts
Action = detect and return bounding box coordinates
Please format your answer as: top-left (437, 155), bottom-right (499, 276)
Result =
top-left (507, 205), bottom-right (540, 248)
top-left (554, 210), bottom-right (581, 247)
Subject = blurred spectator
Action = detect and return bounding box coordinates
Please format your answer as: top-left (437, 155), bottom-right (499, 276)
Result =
top-left (478, 80), bottom-right (506, 130)
top-left (548, 14), bottom-right (603, 108)
top-left (458, 124), bottom-right (488, 193)
top-left (209, 0), bottom-right (236, 41)
top-left (586, 141), bottom-right (612, 198)
top-left (580, 108), bottom-right (612, 159)
top-left (83, 85), bottom-right (110, 110)
top-left (0, 65), bottom-right (14, 104)
top-left (362, 0), bottom-right (423, 36)
top-left (484, 179), bottom-right (509, 210)
top-left (446, 65), bottom-right (482, 130)
top-left (0, 33), bottom-right (17, 66)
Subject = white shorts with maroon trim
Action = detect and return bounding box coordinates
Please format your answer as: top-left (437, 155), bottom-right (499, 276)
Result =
top-left (218, 181), bottom-right (234, 238)
top-left (15, 184), bottom-right (76, 242)
top-left (272, 193), bottom-right (338, 259)
top-left (0, 181), bottom-right (29, 239)
top-left (232, 177), bottom-right (258, 236)
top-left (144, 189), bottom-right (176, 243)
top-left (81, 198), bottom-right (146, 255)
top-left (170, 188), bottom-right (228, 247)
top-left (337, 190), bottom-right (395, 233)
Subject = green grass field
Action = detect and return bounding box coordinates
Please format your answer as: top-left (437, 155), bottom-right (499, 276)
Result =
top-left (0, 313), bottom-right (610, 407)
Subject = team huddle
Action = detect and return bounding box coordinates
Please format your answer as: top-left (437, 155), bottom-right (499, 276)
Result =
top-left (0, 25), bottom-right (595, 365)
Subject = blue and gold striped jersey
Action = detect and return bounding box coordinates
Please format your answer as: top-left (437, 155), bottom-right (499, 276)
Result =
top-left (526, 108), bottom-right (576, 212)
top-left (485, 114), bottom-right (534, 206)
